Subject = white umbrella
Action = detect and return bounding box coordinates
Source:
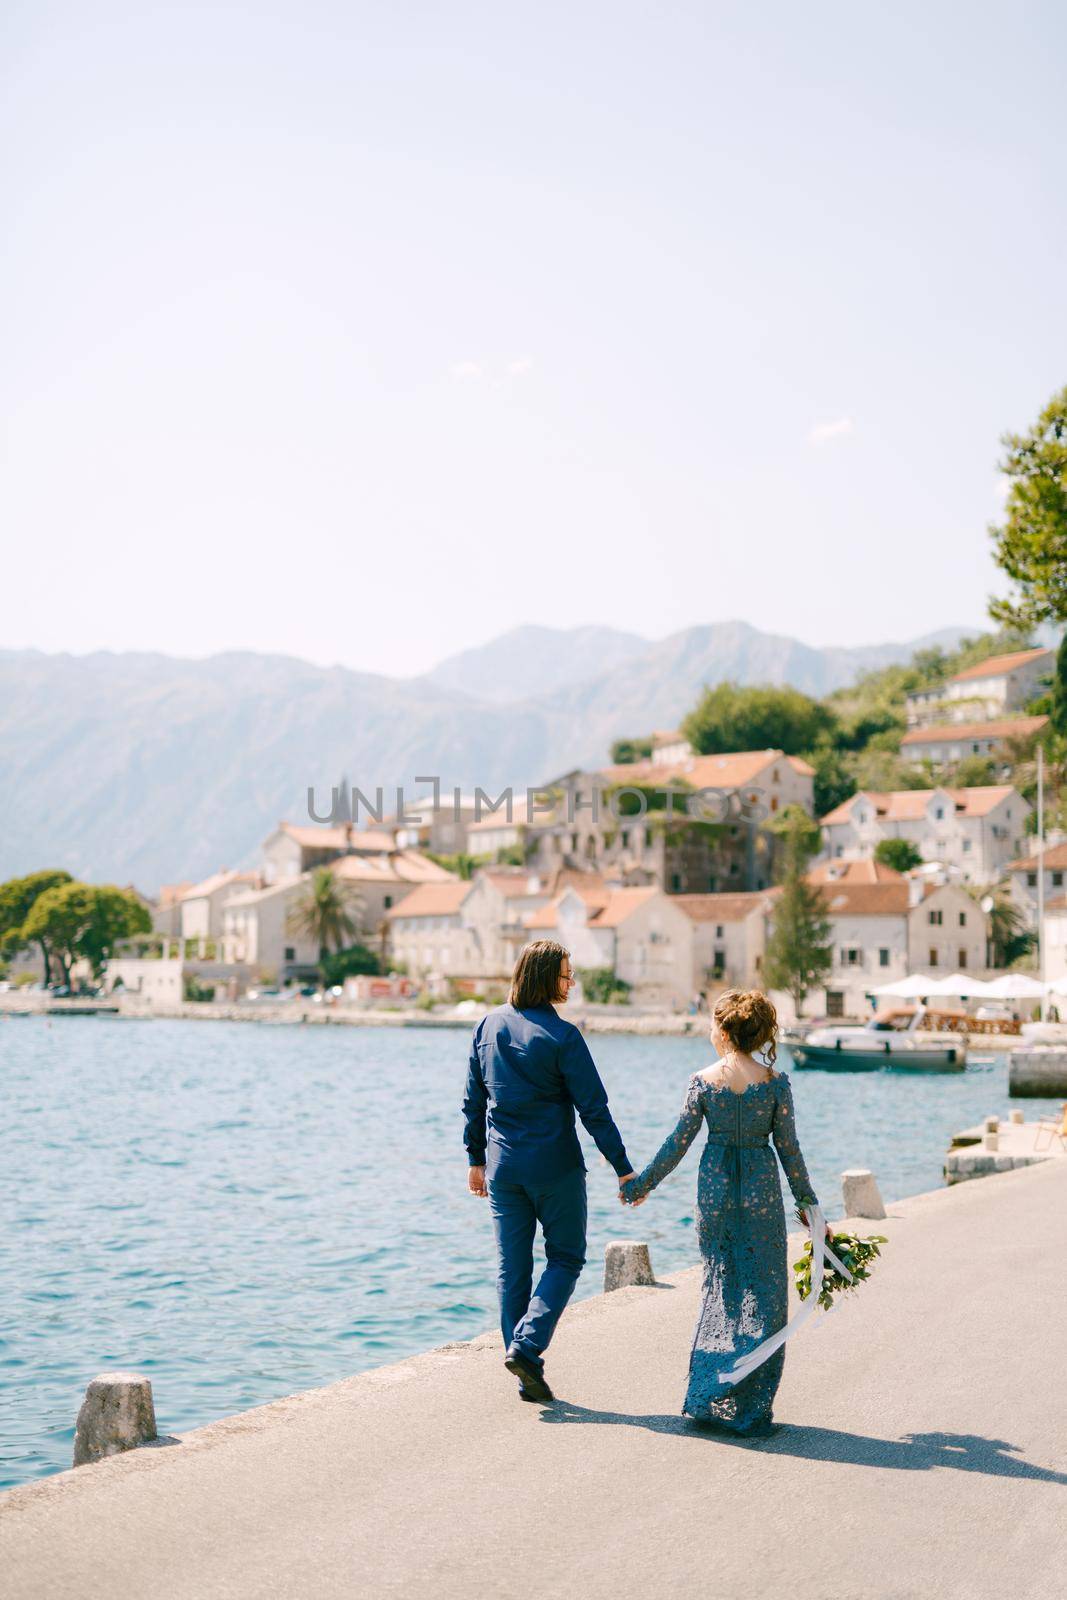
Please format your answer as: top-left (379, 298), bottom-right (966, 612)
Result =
top-left (983, 973), bottom-right (1047, 999)
top-left (870, 975), bottom-right (940, 997)
top-left (1044, 976), bottom-right (1067, 997)
top-left (922, 972), bottom-right (995, 999)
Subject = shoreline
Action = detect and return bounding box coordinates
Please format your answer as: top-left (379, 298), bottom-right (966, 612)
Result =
top-left (1, 992), bottom-right (1053, 1044)
top-left (2, 1157), bottom-right (1063, 1600)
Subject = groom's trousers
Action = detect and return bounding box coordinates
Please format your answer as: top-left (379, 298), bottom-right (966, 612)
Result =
top-left (486, 1167), bottom-right (587, 1374)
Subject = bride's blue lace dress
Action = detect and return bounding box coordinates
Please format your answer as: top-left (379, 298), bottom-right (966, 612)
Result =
top-left (622, 1067), bottom-right (819, 1433)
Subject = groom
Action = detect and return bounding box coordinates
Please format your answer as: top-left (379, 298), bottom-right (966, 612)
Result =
top-left (462, 939), bottom-right (636, 1403)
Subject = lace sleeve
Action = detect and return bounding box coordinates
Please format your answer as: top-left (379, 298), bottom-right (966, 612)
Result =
top-left (771, 1074), bottom-right (819, 1210)
top-left (624, 1075), bottom-right (704, 1200)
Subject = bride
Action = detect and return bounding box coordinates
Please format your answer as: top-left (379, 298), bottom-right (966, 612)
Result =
top-left (621, 988), bottom-right (830, 1437)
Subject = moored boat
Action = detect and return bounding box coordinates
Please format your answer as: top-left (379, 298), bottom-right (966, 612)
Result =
top-left (790, 1005), bottom-right (967, 1073)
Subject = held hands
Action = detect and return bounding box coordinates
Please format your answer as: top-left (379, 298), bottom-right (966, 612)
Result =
top-left (468, 1165), bottom-right (487, 1198)
top-left (619, 1172), bottom-right (645, 1206)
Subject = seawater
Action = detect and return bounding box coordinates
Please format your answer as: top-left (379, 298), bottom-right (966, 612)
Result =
top-left (0, 1013), bottom-right (1052, 1488)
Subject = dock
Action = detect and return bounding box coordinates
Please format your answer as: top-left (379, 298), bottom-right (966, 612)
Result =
top-left (2, 1158), bottom-right (1065, 1599)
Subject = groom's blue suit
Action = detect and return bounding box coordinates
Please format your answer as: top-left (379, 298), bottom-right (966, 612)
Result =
top-left (463, 1002), bottom-right (632, 1375)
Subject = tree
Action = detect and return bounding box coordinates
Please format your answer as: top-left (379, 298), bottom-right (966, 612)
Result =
top-left (762, 806), bottom-right (833, 1019)
top-left (1052, 633), bottom-right (1067, 738)
top-left (19, 882), bottom-right (149, 986)
top-left (980, 890), bottom-right (1033, 970)
top-left (988, 385), bottom-right (1067, 627)
top-left (285, 868), bottom-right (363, 985)
top-left (0, 869), bottom-right (75, 981)
top-left (874, 838), bottom-right (922, 873)
top-left (805, 739), bottom-right (855, 817)
top-left (321, 943), bottom-right (381, 986)
top-left (681, 681), bottom-right (837, 757)
top-left (610, 737), bottom-right (653, 765)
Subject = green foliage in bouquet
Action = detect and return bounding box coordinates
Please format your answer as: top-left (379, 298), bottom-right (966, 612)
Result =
top-left (792, 1226), bottom-right (888, 1311)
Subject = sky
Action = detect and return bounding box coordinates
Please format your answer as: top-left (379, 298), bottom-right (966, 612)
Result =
top-left (2, 0), bottom-right (1065, 679)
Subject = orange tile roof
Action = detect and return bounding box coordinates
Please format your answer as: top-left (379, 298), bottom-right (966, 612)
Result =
top-left (384, 881), bottom-right (472, 919)
top-left (673, 891), bottom-right (775, 924)
top-left (807, 858), bottom-right (905, 885)
top-left (786, 754), bottom-right (816, 777)
top-left (948, 647), bottom-right (1053, 684)
top-left (1045, 894), bottom-right (1067, 912)
top-left (820, 786), bottom-right (1018, 826)
top-left (280, 823), bottom-right (397, 853)
top-left (181, 869), bottom-right (260, 901)
top-left (524, 882), bottom-right (659, 931)
top-left (900, 715), bottom-right (1049, 746)
top-left (590, 886), bottom-right (662, 928)
top-left (809, 880), bottom-right (911, 917)
top-left (1006, 840), bottom-right (1067, 873)
top-left (477, 868), bottom-right (545, 899)
top-left (331, 850), bottom-right (456, 886)
top-left (596, 749), bottom-right (786, 790)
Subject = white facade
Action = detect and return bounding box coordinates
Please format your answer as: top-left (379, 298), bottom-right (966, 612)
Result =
top-left (905, 648), bottom-right (1054, 727)
top-left (221, 879), bottom-right (325, 978)
top-left (102, 957), bottom-right (185, 1003)
top-left (820, 787), bottom-right (1029, 885)
top-left (179, 871), bottom-right (260, 941)
top-left (907, 883), bottom-right (988, 973)
top-left (1043, 900), bottom-right (1067, 986)
top-left (1006, 838), bottom-right (1067, 930)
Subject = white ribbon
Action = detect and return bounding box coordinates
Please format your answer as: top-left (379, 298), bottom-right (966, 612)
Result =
top-left (719, 1204), bottom-right (853, 1386)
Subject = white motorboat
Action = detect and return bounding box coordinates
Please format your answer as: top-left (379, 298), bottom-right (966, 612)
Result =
top-left (789, 1005), bottom-right (967, 1073)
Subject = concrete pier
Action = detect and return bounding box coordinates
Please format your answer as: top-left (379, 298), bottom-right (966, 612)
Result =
top-left (2, 1159), bottom-right (1064, 1600)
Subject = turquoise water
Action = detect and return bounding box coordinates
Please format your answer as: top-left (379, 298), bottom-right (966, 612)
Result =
top-left (0, 1014), bottom-right (1054, 1489)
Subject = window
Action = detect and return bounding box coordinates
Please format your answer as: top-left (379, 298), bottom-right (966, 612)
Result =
top-left (935, 806), bottom-right (944, 820)
top-left (879, 948), bottom-right (890, 967)
top-left (958, 949), bottom-right (968, 968)
top-left (1054, 872), bottom-right (1064, 888)
top-left (826, 991), bottom-right (845, 1018)
top-left (1027, 873), bottom-right (1038, 888)
top-left (712, 949), bottom-right (725, 977)
top-left (841, 947), bottom-right (861, 967)
top-left (928, 909), bottom-right (943, 925)
top-left (963, 839), bottom-right (972, 853)
top-left (384, 895), bottom-right (393, 909)
top-left (620, 831), bottom-right (630, 848)
top-left (671, 873), bottom-right (682, 892)
top-left (715, 924), bottom-right (724, 938)
top-left (284, 946), bottom-right (295, 961)
top-left (958, 911), bottom-right (966, 926)
top-left (929, 947), bottom-right (938, 966)
top-left (770, 796), bottom-right (778, 811)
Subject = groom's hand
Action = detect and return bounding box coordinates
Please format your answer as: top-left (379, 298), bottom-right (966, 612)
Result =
top-left (619, 1172), bottom-right (645, 1206)
top-left (468, 1166), bottom-right (487, 1198)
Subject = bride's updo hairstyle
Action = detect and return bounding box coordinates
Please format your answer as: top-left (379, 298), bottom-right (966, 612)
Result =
top-left (713, 988), bottom-right (779, 1068)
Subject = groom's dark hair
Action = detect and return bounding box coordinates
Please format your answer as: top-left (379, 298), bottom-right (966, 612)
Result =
top-left (509, 939), bottom-right (568, 1009)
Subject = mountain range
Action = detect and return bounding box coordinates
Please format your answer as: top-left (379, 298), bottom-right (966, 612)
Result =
top-left (0, 619), bottom-right (974, 893)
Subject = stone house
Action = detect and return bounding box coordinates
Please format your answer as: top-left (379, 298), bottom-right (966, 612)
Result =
top-left (1004, 837), bottom-right (1067, 931)
top-left (904, 647), bottom-right (1054, 728)
top-left (818, 786), bottom-right (1029, 885)
top-left (898, 715), bottom-right (1049, 771)
top-left (672, 891), bottom-right (774, 990)
top-left (525, 883), bottom-right (696, 1007)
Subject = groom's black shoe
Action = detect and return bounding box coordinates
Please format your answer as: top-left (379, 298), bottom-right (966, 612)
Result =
top-left (505, 1350), bottom-right (554, 1403)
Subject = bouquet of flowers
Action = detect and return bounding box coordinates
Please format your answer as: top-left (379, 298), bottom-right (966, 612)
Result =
top-left (792, 1214), bottom-right (888, 1311)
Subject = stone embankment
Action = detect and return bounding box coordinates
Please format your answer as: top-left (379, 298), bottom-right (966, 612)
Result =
top-left (2, 1159), bottom-right (1064, 1599)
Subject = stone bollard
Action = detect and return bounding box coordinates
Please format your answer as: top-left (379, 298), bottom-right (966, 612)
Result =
top-left (983, 1114), bottom-right (999, 1152)
top-left (604, 1241), bottom-right (655, 1291)
top-left (73, 1372), bottom-right (158, 1467)
top-left (841, 1169), bottom-right (886, 1220)
top-left (1010, 1109), bottom-right (1025, 1125)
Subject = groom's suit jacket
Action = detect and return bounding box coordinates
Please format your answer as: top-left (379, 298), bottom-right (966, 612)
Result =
top-left (463, 1003), bottom-right (632, 1185)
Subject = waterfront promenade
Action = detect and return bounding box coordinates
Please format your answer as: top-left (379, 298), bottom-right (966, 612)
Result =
top-left (2, 1158), bottom-right (1064, 1600)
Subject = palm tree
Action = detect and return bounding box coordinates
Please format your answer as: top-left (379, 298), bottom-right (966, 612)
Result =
top-left (970, 886), bottom-right (1033, 970)
top-left (285, 868), bottom-right (364, 987)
